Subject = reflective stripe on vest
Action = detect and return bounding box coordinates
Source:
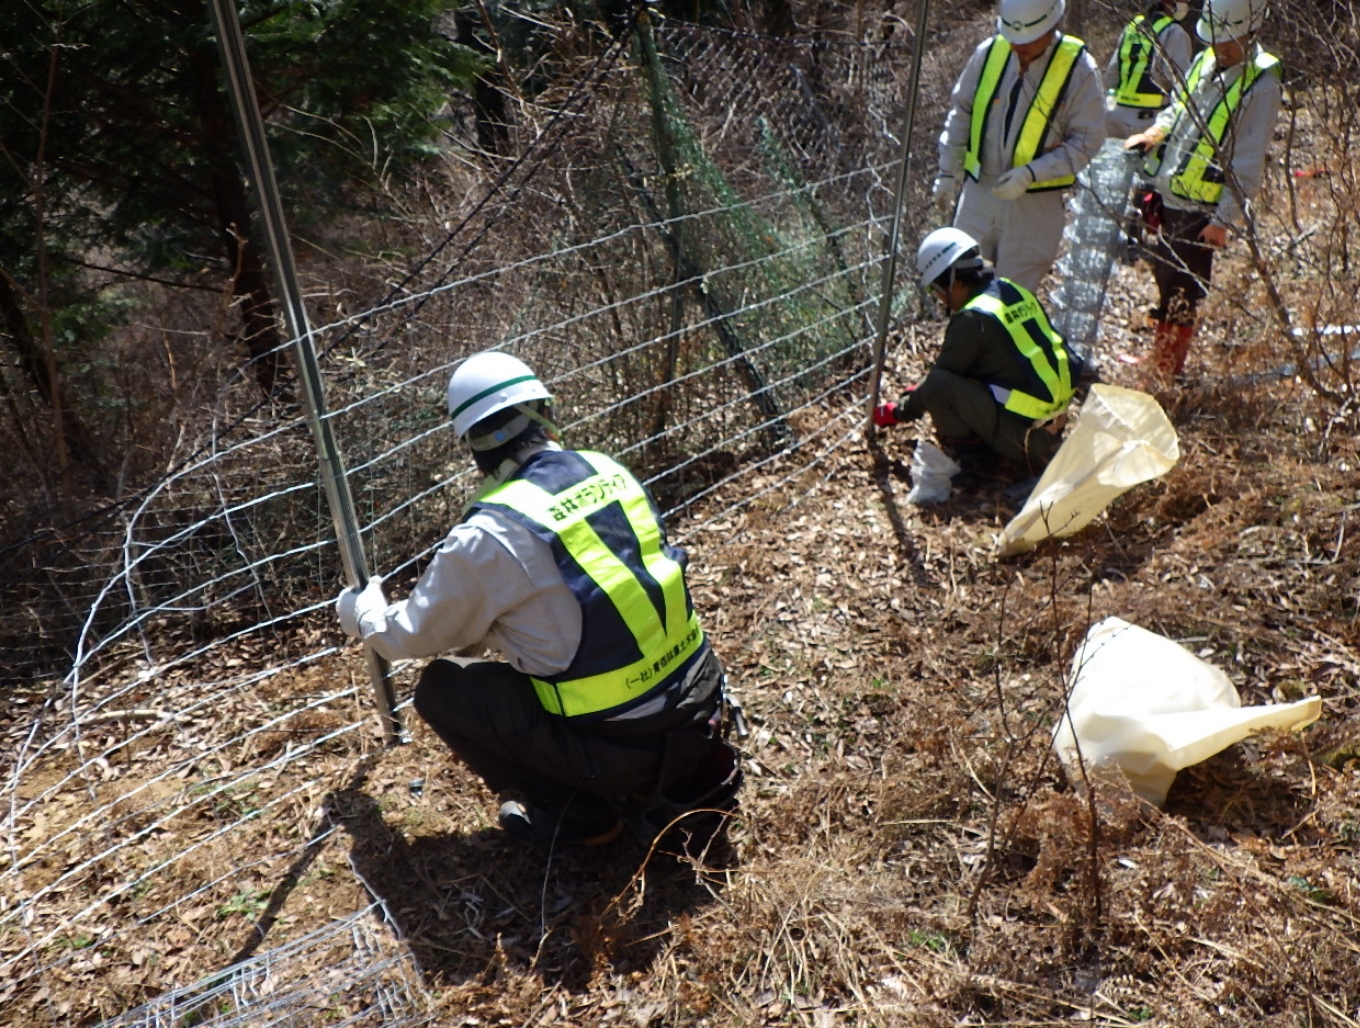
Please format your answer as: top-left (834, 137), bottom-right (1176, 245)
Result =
top-left (1113, 13), bottom-right (1176, 109)
top-left (472, 450), bottom-right (704, 718)
top-left (963, 279), bottom-right (1074, 421)
top-left (1144, 49), bottom-right (1281, 205)
top-left (964, 34), bottom-right (1086, 191)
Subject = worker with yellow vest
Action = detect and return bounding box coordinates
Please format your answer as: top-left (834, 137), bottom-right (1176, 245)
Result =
top-left (336, 352), bottom-right (740, 849)
top-left (933, 0), bottom-right (1106, 292)
top-left (875, 228), bottom-right (1078, 478)
top-left (1104, 1), bottom-right (1194, 139)
top-left (1124, 0), bottom-right (1282, 381)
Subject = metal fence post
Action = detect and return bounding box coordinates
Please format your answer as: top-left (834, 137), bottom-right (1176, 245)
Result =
top-left (208, 0), bottom-right (401, 745)
top-left (867, 0), bottom-right (931, 440)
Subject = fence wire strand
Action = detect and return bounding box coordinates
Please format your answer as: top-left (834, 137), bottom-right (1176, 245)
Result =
top-left (0, 13), bottom-right (947, 1026)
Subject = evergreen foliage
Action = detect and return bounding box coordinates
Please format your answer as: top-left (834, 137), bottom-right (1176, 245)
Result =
top-left (0, 0), bottom-right (488, 431)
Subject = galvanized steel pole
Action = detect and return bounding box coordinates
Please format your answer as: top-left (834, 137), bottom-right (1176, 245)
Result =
top-left (866, 0), bottom-right (931, 442)
top-left (208, 0), bottom-right (401, 745)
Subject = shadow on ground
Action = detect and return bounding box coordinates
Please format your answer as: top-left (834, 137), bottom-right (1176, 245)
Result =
top-left (325, 784), bottom-right (735, 989)
top-left (1164, 747), bottom-right (1315, 838)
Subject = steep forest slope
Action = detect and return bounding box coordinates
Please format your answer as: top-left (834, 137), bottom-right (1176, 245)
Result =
top-left (2, 1), bottom-right (1358, 1026)
top-left (5, 263), bottom-right (1358, 1024)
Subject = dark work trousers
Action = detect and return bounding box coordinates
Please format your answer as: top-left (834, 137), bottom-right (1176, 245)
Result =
top-left (1150, 206), bottom-right (1214, 326)
top-left (413, 647), bottom-right (724, 810)
top-left (913, 368), bottom-right (1063, 474)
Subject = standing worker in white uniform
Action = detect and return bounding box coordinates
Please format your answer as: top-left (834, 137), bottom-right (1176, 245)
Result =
top-left (1104, 1), bottom-right (1195, 139)
top-left (933, 0), bottom-right (1107, 292)
top-left (336, 352), bottom-right (741, 849)
top-left (1124, 0), bottom-right (1282, 381)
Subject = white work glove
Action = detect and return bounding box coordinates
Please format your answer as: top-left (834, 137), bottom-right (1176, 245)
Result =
top-left (336, 575), bottom-right (386, 638)
top-left (931, 176), bottom-right (957, 223)
top-left (991, 166), bottom-right (1035, 201)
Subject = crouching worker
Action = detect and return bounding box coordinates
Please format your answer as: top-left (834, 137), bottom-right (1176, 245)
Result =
top-left (875, 227), bottom-right (1077, 480)
top-left (336, 351), bottom-right (741, 849)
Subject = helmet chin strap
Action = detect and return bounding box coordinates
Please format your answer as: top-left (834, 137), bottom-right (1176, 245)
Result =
top-left (466, 403), bottom-right (559, 452)
top-left (519, 402), bottom-right (560, 439)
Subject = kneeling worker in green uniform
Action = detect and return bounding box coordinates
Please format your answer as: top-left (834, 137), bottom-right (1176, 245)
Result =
top-left (875, 227), bottom-right (1077, 479)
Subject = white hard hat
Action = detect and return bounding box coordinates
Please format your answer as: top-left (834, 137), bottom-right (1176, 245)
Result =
top-left (917, 227), bottom-right (986, 290)
top-left (1196, 0), bottom-right (1265, 42)
top-left (998, 0), bottom-right (1065, 44)
top-left (446, 351), bottom-right (552, 441)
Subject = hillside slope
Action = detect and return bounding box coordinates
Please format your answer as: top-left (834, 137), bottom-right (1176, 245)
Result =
top-left (3, 4), bottom-right (1359, 1020)
top-left (8, 261), bottom-right (1357, 1024)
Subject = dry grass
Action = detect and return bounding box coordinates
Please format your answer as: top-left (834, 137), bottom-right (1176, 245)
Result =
top-left (3, 246), bottom-right (1359, 1025)
top-left (4, 8), bottom-right (1360, 1022)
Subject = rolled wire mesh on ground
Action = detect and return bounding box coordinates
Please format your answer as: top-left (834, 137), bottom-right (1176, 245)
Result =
top-left (92, 904), bottom-right (432, 1028)
top-left (0, 12), bottom-right (943, 1026)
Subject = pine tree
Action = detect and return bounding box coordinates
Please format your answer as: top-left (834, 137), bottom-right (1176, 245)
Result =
top-left (0, 0), bottom-right (487, 484)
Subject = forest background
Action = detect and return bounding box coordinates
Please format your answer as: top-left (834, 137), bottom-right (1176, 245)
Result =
top-left (1, 0), bottom-right (1358, 1025)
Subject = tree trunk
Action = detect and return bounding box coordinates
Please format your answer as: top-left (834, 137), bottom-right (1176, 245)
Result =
top-left (0, 275), bottom-right (110, 490)
top-left (761, 0), bottom-right (798, 36)
top-left (193, 54), bottom-right (285, 396)
top-left (457, 9), bottom-right (510, 156)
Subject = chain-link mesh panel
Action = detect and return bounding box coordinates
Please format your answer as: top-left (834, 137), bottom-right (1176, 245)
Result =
top-left (94, 905), bottom-right (431, 1028)
top-left (0, 10), bottom-right (944, 1025)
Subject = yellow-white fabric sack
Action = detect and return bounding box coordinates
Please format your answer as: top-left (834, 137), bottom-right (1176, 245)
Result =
top-left (999, 385), bottom-right (1179, 556)
top-left (1053, 617), bottom-right (1323, 807)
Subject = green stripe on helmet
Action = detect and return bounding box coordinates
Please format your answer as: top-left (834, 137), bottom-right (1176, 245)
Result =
top-left (449, 374), bottom-right (537, 423)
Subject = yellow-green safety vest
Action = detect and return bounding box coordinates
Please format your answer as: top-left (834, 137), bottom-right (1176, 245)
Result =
top-left (1145, 49), bottom-right (1281, 205)
top-left (965, 33), bottom-right (1087, 192)
top-left (471, 450), bottom-right (705, 719)
top-left (963, 279), bottom-right (1074, 421)
top-left (1113, 13), bottom-right (1177, 109)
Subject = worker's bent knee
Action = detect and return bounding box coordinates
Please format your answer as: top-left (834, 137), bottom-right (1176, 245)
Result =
top-left (913, 369), bottom-right (996, 438)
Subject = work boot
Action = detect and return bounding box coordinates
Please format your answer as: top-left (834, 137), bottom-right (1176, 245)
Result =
top-left (1003, 475), bottom-right (1040, 507)
top-left (937, 436), bottom-right (1005, 492)
top-left (498, 797), bottom-right (624, 848)
top-left (938, 436), bottom-right (998, 478)
top-left (1167, 322), bottom-right (1195, 377)
top-left (1143, 320), bottom-right (1181, 387)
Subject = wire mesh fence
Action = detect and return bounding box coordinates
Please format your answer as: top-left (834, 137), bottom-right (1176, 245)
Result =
top-left (0, 11), bottom-right (949, 1025)
top-left (8, 2), bottom-right (1353, 1020)
top-left (1051, 137), bottom-right (1139, 352)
